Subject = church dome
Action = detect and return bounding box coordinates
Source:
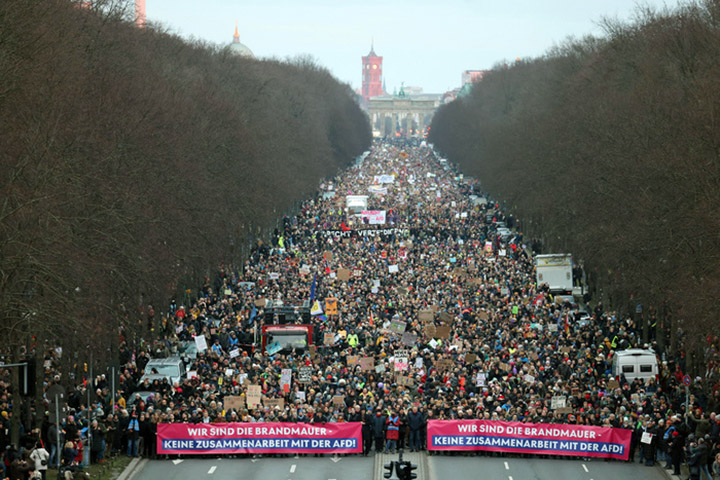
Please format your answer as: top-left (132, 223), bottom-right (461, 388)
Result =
top-left (229, 25), bottom-right (254, 58)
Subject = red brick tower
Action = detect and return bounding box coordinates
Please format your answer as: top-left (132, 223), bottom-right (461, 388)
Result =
top-left (362, 42), bottom-right (383, 104)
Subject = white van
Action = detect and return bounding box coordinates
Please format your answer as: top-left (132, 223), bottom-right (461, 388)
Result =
top-left (612, 349), bottom-right (658, 382)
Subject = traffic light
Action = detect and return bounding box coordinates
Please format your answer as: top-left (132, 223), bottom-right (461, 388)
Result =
top-left (20, 359), bottom-right (36, 397)
top-left (384, 461), bottom-right (399, 480)
top-left (396, 460), bottom-right (418, 480)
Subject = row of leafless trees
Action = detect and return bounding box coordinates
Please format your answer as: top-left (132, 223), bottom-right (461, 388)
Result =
top-left (0, 0), bottom-right (370, 389)
top-left (430, 0), bottom-right (720, 369)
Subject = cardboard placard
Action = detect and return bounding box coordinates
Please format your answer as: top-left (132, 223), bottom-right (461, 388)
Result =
top-left (465, 354), bottom-right (477, 364)
top-left (309, 345), bottom-right (317, 359)
top-left (359, 357), bottom-right (375, 371)
top-left (324, 332), bottom-right (335, 346)
top-left (419, 310), bottom-right (434, 323)
top-left (425, 324), bottom-right (437, 337)
top-left (438, 312), bottom-right (454, 323)
top-left (436, 326), bottom-right (451, 339)
top-left (337, 268), bottom-right (351, 281)
top-left (223, 395), bottom-right (245, 411)
top-left (254, 298), bottom-right (266, 307)
top-left (430, 305), bottom-right (440, 313)
top-left (477, 311), bottom-right (489, 321)
top-left (332, 395), bottom-right (345, 406)
top-left (608, 379), bottom-right (620, 390)
top-left (500, 363), bottom-right (511, 372)
top-left (347, 355), bottom-right (359, 366)
top-left (436, 359), bottom-right (454, 371)
top-left (324, 251), bottom-right (334, 262)
top-left (555, 407), bottom-right (573, 414)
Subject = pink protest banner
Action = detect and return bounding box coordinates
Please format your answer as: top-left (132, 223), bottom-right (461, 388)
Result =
top-left (427, 420), bottom-right (631, 460)
top-left (157, 422), bottom-right (362, 455)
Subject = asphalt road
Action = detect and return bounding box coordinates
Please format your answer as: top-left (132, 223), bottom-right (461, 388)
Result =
top-left (428, 455), bottom-right (668, 480)
top-left (132, 455), bottom-right (375, 480)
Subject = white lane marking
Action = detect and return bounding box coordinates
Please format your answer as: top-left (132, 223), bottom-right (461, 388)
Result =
top-left (509, 476), bottom-right (513, 480)
top-left (504, 461), bottom-right (509, 470)
top-left (582, 464), bottom-right (589, 472)
top-left (290, 464), bottom-right (296, 473)
top-left (172, 459), bottom-right (183, 465)
top-left (208, 466), bottom-right (217, 474)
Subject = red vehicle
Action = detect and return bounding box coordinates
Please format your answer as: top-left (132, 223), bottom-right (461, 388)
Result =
top-left (261, 324), bottom-right (314, 353)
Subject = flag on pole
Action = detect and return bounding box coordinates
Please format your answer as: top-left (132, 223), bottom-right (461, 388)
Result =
top-left (309, 274), bottom-right (317, 301)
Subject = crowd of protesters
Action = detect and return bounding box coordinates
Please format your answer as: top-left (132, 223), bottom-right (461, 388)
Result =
top-left (2, 140), bottom-right (720, 479)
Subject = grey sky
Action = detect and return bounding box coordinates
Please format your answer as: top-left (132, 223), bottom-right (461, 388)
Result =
top-left (146, 0), bottom-right (683, 93)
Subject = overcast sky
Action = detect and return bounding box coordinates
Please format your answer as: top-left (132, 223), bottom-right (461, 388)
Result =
top-left (146, 0), bottom-right (683, 93)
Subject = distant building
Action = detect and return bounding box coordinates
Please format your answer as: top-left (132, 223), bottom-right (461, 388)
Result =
top-left (461, 70), bottom-right (486, 85)
top-left (361, 43), bottom-right (383, 104)
top-left (229, 24), bottom-right (254, 58)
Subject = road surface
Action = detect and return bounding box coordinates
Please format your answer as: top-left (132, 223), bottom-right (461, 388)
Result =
top-left (132, 455), bottom-right (374, 480)
top-left (428, 455), bottom-right (668, 480)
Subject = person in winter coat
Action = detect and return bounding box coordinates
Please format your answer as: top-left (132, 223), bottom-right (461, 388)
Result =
top-left (670, 431), bottom-right (684, 476)
top-left (9, 452), bottom-right (33, 480)
top-left (371, 409), bottom-right (386, 454)
top-left (361, 408), bottom-right (373, 456)
top-left (385, 410), bottom-right (400, 454)
top-left (407, 406), bottom-right (424, 452)
top-left (29, 442), bottom-right (49, 480)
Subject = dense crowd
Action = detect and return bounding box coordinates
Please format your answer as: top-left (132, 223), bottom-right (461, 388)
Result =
top-left (2, 141), bottom-right (720, 479)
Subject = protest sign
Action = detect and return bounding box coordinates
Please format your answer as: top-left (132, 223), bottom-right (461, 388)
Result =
top-left (298, 366), bottom-right (312, 383)
top-left (551, 396), bottom-right (567, 409)
top-left (247, 385), bottom-right (261, 408)
top-left (419, 310), bottom-right (434, 323)
top-left (194, 335), bottom-right (208, 352)
top-left (465, 354), bottom-right (477, 364)
top-left (324, 333), bottom-right (335, 346)
top-left (223, 396), bottom-right (245, 411)
top-left (347, 355), bottom-right (359, 366)
top-left (389, 319), bottom-right (407, 334)
top-left (425, 324), bottom-right (437, 337)
top-left (264, 398), bottom-right (285, 410)
top-left (476, 372), bottom-right (486, 386)
top-left (337, 268), bottom-right (351, 281)
top-left (229, 348), bottom-right (240, 359)
top-left (436, 326), bottom-right (451, 339)
top-left (388, 265), bottom-right (399, 273)
top-left (398, 376), bottom-right (414, 387)
top-left (401, 332), bottom-right (417, 346)
top-left (325, 298), bottom-right (338, 315)
top-left (375, 364), bottom-right (386, 373)
top-left (332, 395), bottom-right (345, 406)
top-left (359, 357), bottom-right (375, 371)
